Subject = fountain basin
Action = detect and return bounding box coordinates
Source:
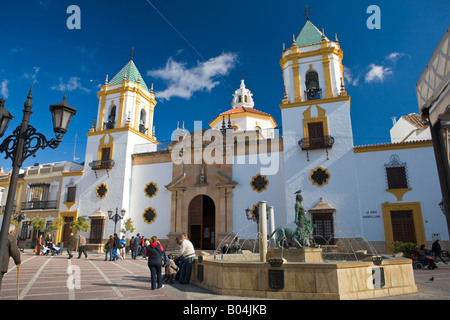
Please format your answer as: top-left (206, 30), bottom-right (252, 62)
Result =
top-left (191, 254), bottom-right (417, 300)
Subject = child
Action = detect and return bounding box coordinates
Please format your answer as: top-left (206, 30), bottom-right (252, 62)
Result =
top-left (164, 254), bottom-right (178, 284)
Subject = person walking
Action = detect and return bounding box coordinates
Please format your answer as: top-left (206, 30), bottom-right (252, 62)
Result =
top-left (177, 233), bottom-right (195, 284)
top-left (147, 236), bottom-right (164, 290)
top-left (35, 234), bottom-right (42, 256)
top-left (0, 225), bottom-right (21, 290)
top-left (133, 234), bottom-right (141, 260)
top-left (119, 235), bottom-right (127, 260)
top-left (105, 235), bottom-right (114, 261)
top-left (432, 239), bottom-right (449, 264)
top-left (113, 233), bottom-right (120, 261)
top-left (77, 234), bottom-right (88, 259)
top-left (67, 232), bottom-right (76, 259)
top-left (130, 236), bottom-right (136, 259)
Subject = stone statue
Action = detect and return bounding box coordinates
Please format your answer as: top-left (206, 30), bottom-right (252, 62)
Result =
top-left (269, 226), bottom-right (304, 248)
top-left (269, 192), bottom-right (315, 248)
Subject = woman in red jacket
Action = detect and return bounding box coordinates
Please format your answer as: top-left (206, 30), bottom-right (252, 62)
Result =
top-left (146, 236), bottom-right (164, 290)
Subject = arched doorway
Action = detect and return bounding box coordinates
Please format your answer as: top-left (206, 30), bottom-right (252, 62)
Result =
top-left (188, 195), bottom-right (215, 250)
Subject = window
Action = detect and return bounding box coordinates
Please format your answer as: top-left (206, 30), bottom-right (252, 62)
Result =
top-left (305, 71), bottom-right (319, 90)
top-left (386, 167), bottom-right (408, 189)
top-left (29, 183), bottom-right (50, 202)
top-left (305, 71), bottom-right (321, 100)
top-left (104, 105), bottom-right (116, 129)
top-left (66, 186), bottom-right (77, 202)
top-left (308, 122), bottom-right (324, 147)
top-left (385, 155), bottom-right (408, 189)
top-left (139, 109), bottom-right (147, 134)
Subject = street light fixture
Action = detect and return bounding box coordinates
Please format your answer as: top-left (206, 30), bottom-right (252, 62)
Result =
top-left (0, 98), bottom-right (13, 138)
top-left (108, 208), bottom-right (126, 234)
top-left (0, 87), bottom-right (76, 290)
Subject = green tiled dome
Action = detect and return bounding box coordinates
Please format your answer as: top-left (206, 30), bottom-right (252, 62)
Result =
top-left (296, 20), bottom-right (328, 47)
top-left (108, 60), bottom-right (149, 91)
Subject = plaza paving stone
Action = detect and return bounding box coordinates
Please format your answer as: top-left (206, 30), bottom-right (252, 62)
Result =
top-left (0, 251), bottom-right (449, 302)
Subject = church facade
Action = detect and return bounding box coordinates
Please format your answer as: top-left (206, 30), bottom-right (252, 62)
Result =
top-left (0, 19), bottom-right (447, 253)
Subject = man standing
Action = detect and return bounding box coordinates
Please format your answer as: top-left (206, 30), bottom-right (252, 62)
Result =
top-left (133, 234), bottom-right (141, 260)
top-left (432, 239), bottom-right (448, 264)
top-left (0, 225), bottom-right (21, 290)
top-left (177, 233), bottom-right (195, 284)
top-left (67, 232), bottom-right (76, 259)
top-left (77, 234), bottom-right (88, 259)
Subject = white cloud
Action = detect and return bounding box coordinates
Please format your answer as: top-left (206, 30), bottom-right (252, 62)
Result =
top-left (365, 64), bottom-right (393, 83)
top-left (343, 65), bottom-right (360, 87)
top-left (1, 80), bottom-right (9, 99)
top-left (385, 52), bottom-right (409, 62)
top-left (22, 67), bottom-right (40, 84)
top-left (51, 77), bottom-right (91, 93)
top-left (147, 52), bottom-right (238, 100)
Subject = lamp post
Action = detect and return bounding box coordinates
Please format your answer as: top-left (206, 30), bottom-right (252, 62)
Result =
top-left (0, 87), bottom-right (76, 289)
top-left (108, 208), bottom-right (126, 234)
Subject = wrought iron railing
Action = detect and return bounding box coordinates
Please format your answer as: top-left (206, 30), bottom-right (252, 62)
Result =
top-left (21, 200), bottom-right (57, 210)
top-left (298, 135), bottom-right (334, 151)
top-left (89, 159), bottom-right (115, 170)
top-left (305, 88), bottom-right (322, 100)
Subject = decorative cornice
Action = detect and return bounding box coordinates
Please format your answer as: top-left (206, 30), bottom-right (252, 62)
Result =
top-left (353, 140), bottom-right (433, 153)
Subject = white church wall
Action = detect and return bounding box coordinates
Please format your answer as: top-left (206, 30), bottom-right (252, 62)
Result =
top-left (281, 98), bottom-right (363, 239)
top-left (355, 146), bottom-right (448, 242)
top-left (232, 152), bottom-right (286, 238)
top-left (129, 161), bottom-right (173, 239)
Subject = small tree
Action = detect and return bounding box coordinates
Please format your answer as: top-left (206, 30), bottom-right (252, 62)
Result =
top-left (121, 218), bottom-right (135, 238)
top-left (47, 217), bottom-right (64, 242)
top-left (70, 216), bottom-right (91, 235)
top-left (32, 216), bottom-right (46, 236)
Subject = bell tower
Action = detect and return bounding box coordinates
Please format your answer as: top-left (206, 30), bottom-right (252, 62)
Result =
top-left (94, 58), bottom-right (157, 140)
top-left (280, 18), bottom-right (362, 240)
top-left (79, 57), bottom-right (158, 240)
top-left (280, 19), bottom-right (347, 103)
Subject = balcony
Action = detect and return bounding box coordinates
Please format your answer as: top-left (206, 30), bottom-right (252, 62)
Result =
top-left (298, 136), bottom-right (334, 151)
top-left (21, 200), bottom-right (57, 210)
top-left (89, 159), bottom-right (115, 178)
top-left (305, 88), bottom-right (322, 100)
top-left (89, 159), bottom-right (115, 170)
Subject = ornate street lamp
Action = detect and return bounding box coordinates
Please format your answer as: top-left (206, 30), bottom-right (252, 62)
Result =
top-left (0, 98), bottom-right (13, 138)
top-left (108, 208), bottom-right (126, 234)
top-left (0, 87), bottom-right (76, 290)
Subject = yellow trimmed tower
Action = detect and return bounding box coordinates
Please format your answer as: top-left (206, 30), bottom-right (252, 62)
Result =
top-left (79, 58), bottom-right (158, 249)
top-left (280, 19), bottom-right (361, 242)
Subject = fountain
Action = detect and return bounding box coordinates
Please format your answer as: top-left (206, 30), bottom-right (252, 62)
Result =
top-left (191, 194), bottom-right (418, 300)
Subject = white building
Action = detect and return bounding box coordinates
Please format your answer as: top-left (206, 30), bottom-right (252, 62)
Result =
top-left (1, 19), bottom-right (447, 253)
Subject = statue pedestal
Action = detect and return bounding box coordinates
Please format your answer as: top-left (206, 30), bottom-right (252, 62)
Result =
top-left (266, 247), bottom-right (323, 263)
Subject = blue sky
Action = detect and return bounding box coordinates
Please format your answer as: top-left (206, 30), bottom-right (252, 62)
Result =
top-left (0, 0), bottom-right (449, 171)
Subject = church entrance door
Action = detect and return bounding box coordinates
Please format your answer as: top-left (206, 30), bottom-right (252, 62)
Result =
top-left (188, 195), bottom-right (215, 250)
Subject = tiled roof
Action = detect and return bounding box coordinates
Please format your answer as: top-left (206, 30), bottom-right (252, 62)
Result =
top-left (296, 20), bottom-right (328, 47)
top-left (108, 60), bottom-right (149, 91)
top-left (353, 139), bottom-right (432, 152)
top-left (220, 107), bottom-right (272, 117)
top-left (402, 113), bottom-right (428, 129)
